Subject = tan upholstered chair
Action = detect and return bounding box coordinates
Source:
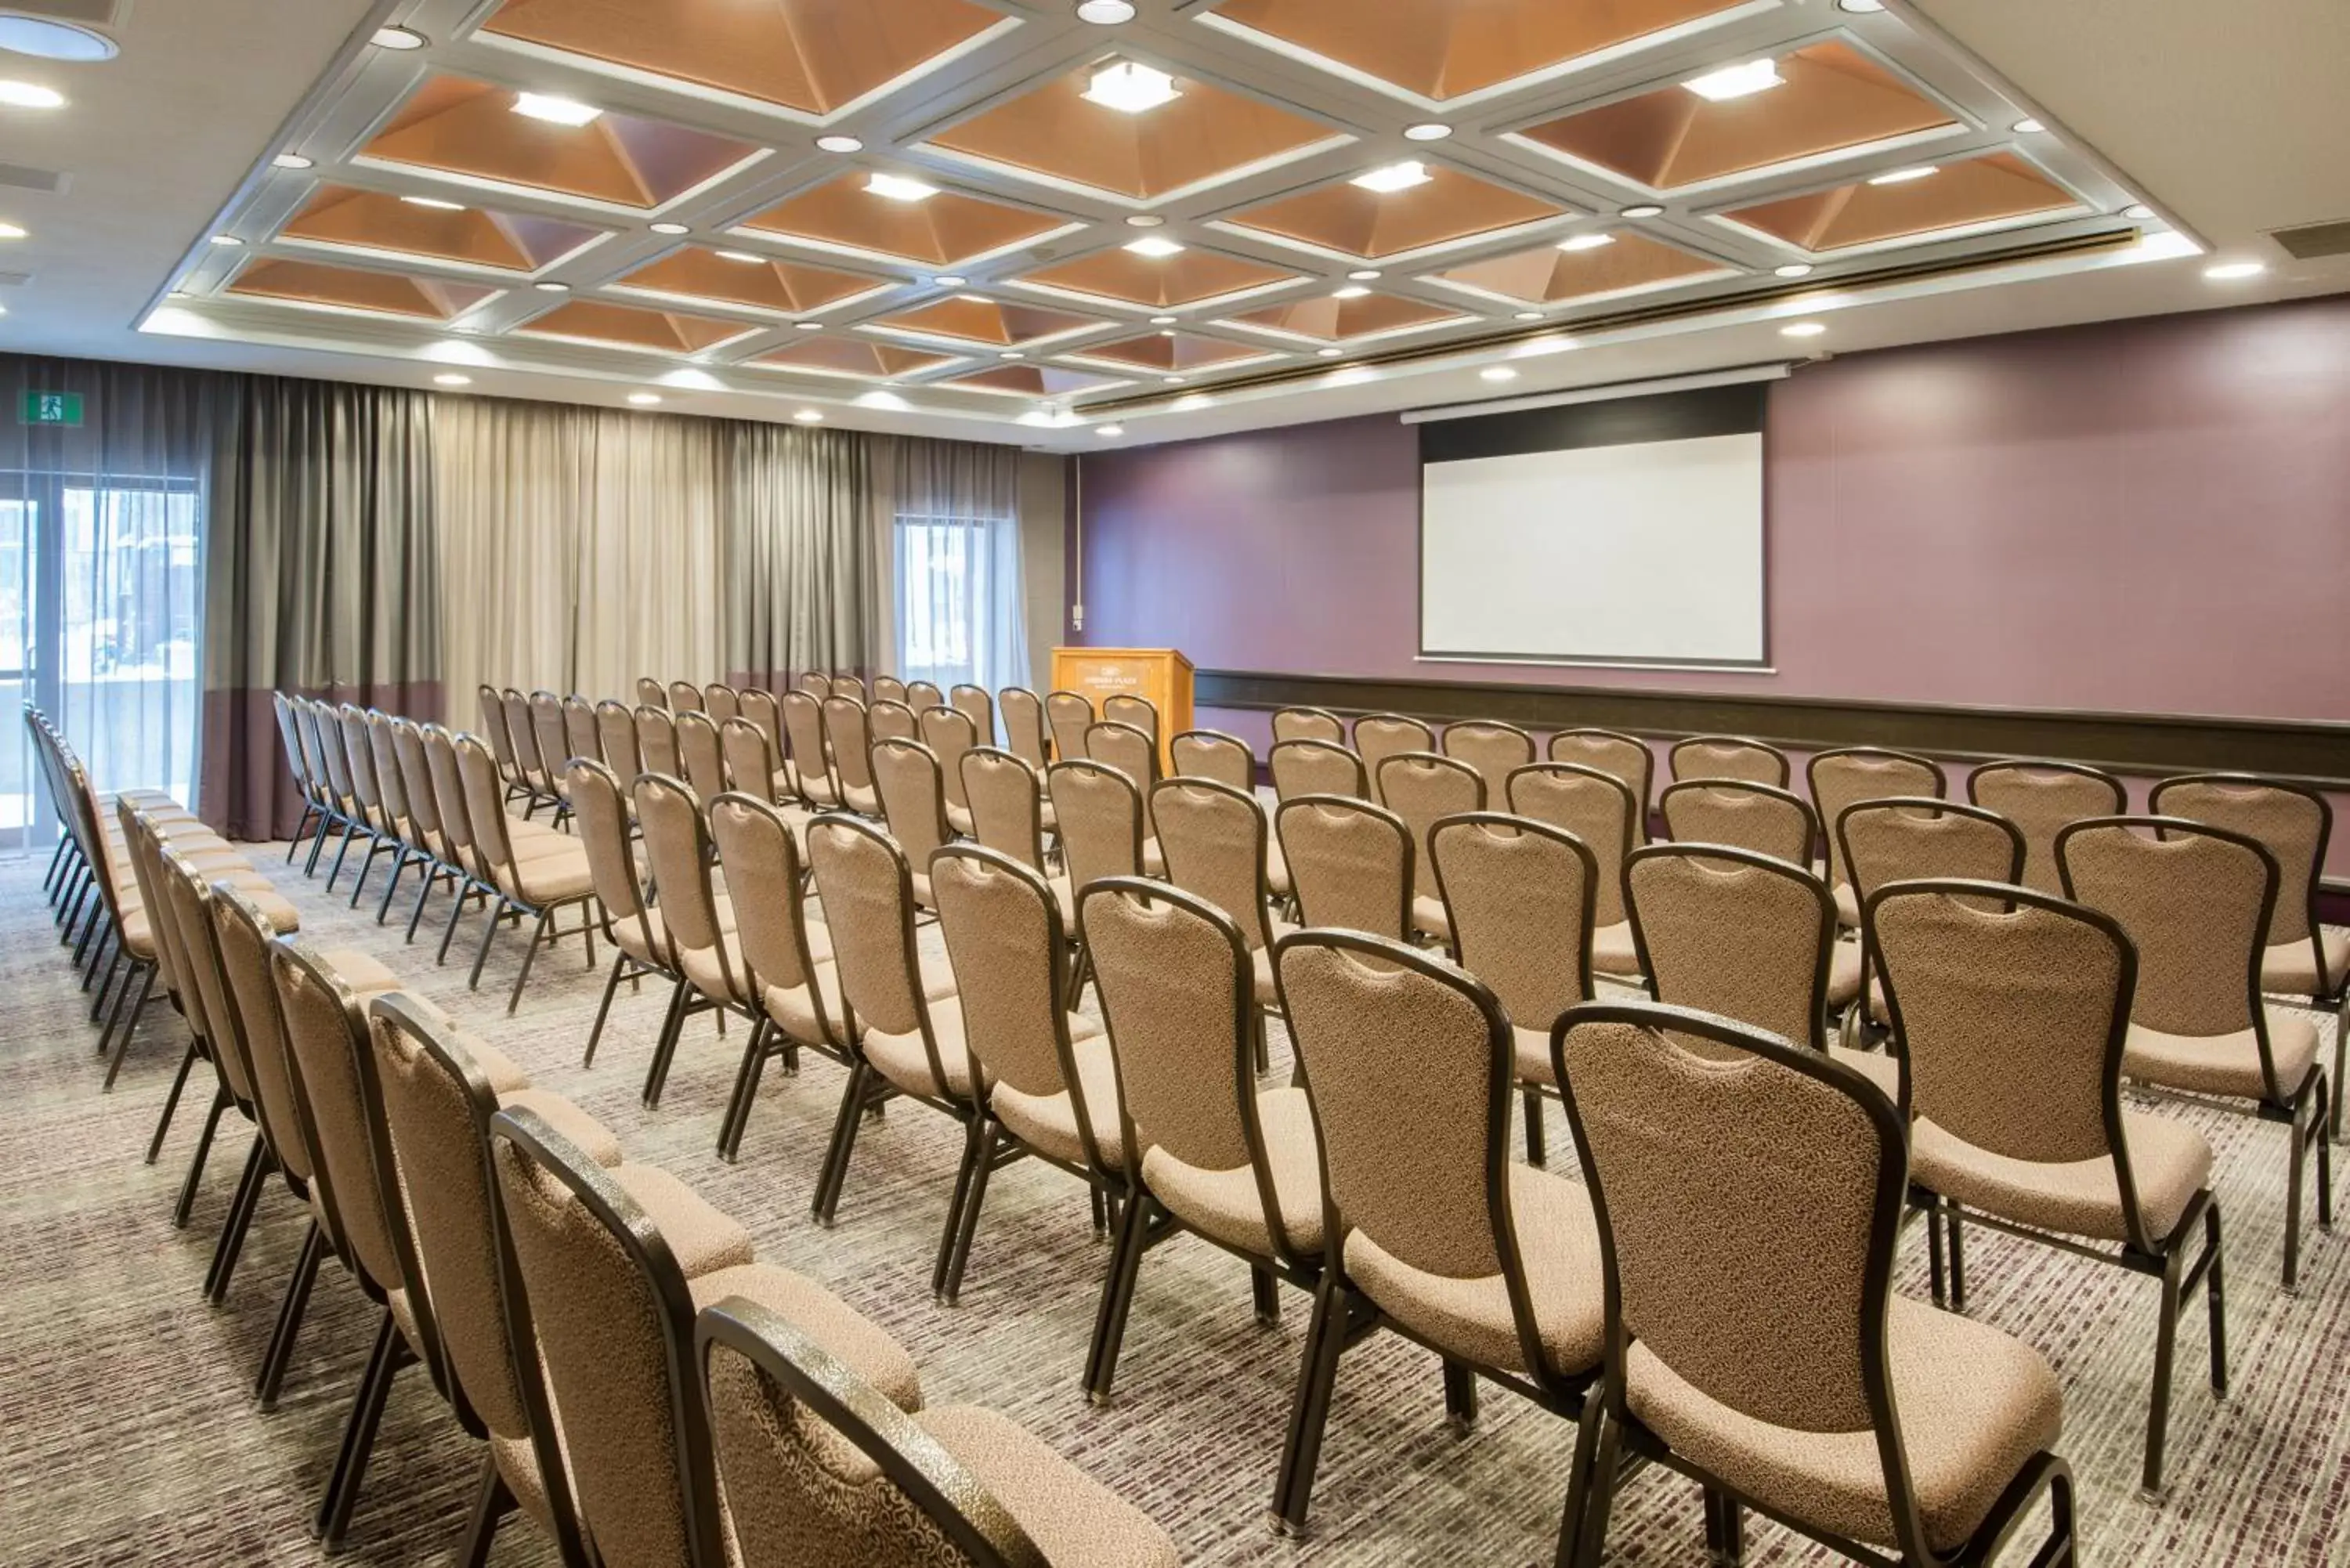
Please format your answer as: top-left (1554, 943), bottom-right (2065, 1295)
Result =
top-left (1869, 879), bottom-right (2222, 1497)
top-left (1153, 777), bottom-right (1293, 1063)
top-left (1085, 719), bottom-right (1162, 851)
top-left (637, 703), bottom-right (684, 779)
top-left (454, 732), bottom-right (602, 1011)
top-left (1660, 777), bottom-right (1816, 865)
top-left (505, 688), bottom-right (559, 815)
top-left (823, 695), bottom-right (882, 815)
top-left (490, 1104), bottom-right (922, 1568)
top-left (1172, 727), bottom-right (1254, 791)
top-left (1837, 798), bottom-right (2025, 1034)
top-left (719, 715), bottom-right (812, 837)
top-left (868, 697), bottom-right (919, 743)
top-left (360, 710), bottom-right (425, 925)
top-left (1810, 747), bottom-right (1947, 924)
top-left (1373, 750), bottom-right (1483, 945)
top-left (1275, 794), bottom-right (1412, 940)
top-left (805, 815), bottom-right (964, 1227)
top-left (872, 674), bottom-right (909, 705)
top-left (561, 692), bottom-right (602, 765)
top-left (530, 690), bottom-right (576, 817)
top-left (930, 844), bottom-right (1123, 1302)
top-left (274, 691), bottom-right (336, 866)
top-left (1272, 706), bottom-right (1346, 745)
top-left (388, 716), bottom-right (468, 944)
top-left (1668, 733), bottom-right (1789, 786)
top-left (479, 684), bottom-right (530, 805)
top-left (739, 686), bottom-right (786, 774)
top-left (1269, 737), bottom-right (1366, 804)
top-left (1430, 812), bottom-right (1593, 1165)
top-left (675, 710), bottom-right (732, 807)
top-left (872, 737), bottom-right (953, 912)
top-left (1102, 692), bottom-right (1158, 740)
top-left (1549, 728), bottom-right (1654, 844)
top-left (116, 807), bottom-right (240, 1205)
top-left (1553, 999), bottom-right (2075, 1568)
top-left (595, 699), bottom-right (643, 780)
top-left (633, 770), bottom-right (759, 1116)
top-left (1509, 761), bottom-right (1643, 985)
top-left (1966, 760), bottom-right (2124, 897)
top-left (779, 691), bottom-right (838, 809)
top-left (1079, 879), bottom-right (1325, 1404)
top-left (919, 704), bottom-right (981, 835)
top-left (833, 674), bottom-right (870, 703)
top-left (638, 675), bottom-right (668, 707)
top-left (703, 682), bottom-right (740, 726)
top-left (962, 747), bottom-right (1050, 872)
top-left (2151, 772), bottom-right (2348, 1140)
top-left (999, 686), bottom-right (1049, 770)
top-left (298, 696), bottom-right (361, 874)
top-left (570, 758), bottom-right (682, 1070)
top-left (799, 671), bottom-right (833, 699)
top-left (670, 678), bottom-right (706, 712)
top-left (904, 678), bottom-right (942, 712)
top-left (1044, 690), bottom-right (1094, 763)
top-left (949, 682), bottom-right (994, 745)
top-left (2059, 816), bottom-right (2333, 1287)
top-left (1442, 719), bottom-right (1537, 801)
top-left (1271, 929), bottom-right (1605, 1534)
top-left (336, 704), bottom-right (406, 899)
top-left (1049, 758), bottom-right (1153, 898)
top-left (1352, 712), bottom-right (1434, 807)
top-left (311, 702), bottom-right (381, 890)
top-left (698, 1297), bottom-right (1179, 1568)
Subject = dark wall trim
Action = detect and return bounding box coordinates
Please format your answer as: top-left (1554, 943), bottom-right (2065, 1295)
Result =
top-left (1195, 668), bottom-right (2350, 789)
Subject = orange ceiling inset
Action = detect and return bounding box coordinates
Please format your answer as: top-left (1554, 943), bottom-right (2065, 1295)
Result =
top-left (223, 258), bottom-right (498, 320)
top-left (1722, 153), bottom-right (2079, 252)
top-left (1208, 0), bottom-right (1759, 102)
top-left (1072, 333), bottom-right (1275, 373)
top-left (277, 185), bottom-right (602, 273)
top-left (1224, 164), bottom-right (1564, 259)
top-left (945, 363), bottom-right (1123, 397)
top-left (363, 75), bottom-right (761, 208)
top-left (620, 248), bottom-right (886, 313)
top-left (754, 339), bottom-right (959, 379)
top-left (1437, 233), bottom-right (1730, 305)
top-left (513, 298), bottom-right (759, 352)
top-left (1015, 247), bottom-right (1299, 309)
top-left (1518, 44), bottom-right (1958, 190)
top-left (870, 297), bottom-right (1104, 348)
top-left (739, 174), bottom-right (1069, 266)
top-left (1226, 291), bottom-right (1467, 342)
top-left (480, 0), bottom-right (1003, 114)
top-left (927, 61), bottom-right (1338, 201)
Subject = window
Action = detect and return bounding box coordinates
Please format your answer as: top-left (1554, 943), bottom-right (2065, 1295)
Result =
top-left (894, 504), bottom-right (1028, 699)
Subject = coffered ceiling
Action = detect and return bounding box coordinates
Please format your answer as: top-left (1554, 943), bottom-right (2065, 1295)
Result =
top-left (5, 0), bottom-right (2347, 449)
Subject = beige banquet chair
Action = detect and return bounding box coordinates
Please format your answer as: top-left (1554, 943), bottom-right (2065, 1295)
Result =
top-left (1552, 999), bottom-right (2075, 1568)
top-left (1044, 690), bottom-right (1094, 764)
top-left (570, 758), bottom-right (689, 1070)
top-left (637, 703), bottom-right (684, 779)
top-left (595, 698), bottom-right (643, 781)
top-left (871, 674), bottom-right (909, 705)
top-left (703, 681), bottom-right (740, 726)
top-left (1837, 798), bottom-right (2026, 1036)
top-left (1171, 728), bottom-right (1254, 792)
top-left (454, 732), bottom-right (602, 1012)
top-left (1660, 777), bottom-right (1817, 866)
top-left (738, 686), bottom-right (787, 772)
top-left (675, 709), bottom-right (732, 807)
top-left (631, 771), bottom-right (760, 1115)
top-left (1102, 692), bottom-right (1158, 740)
top-left (1810, 747), bottom-right (1947, 926)
top-left (1441, 719), bottom-right (1537, 803)
top-left (1373, 750), bottom-right (1483, 945)
top-left (823, 695), bottom-right (882, 815)
top-left (669, 678), bottom-right (706, 712)
top-left (919, 704), bottom-right (982, 835)
top-left (1271, 706), bottom-right (1346, 746)
top-left (949, 682), bottom-right (994, 746)
top-left (1274, 794), bottom-right (1412, 941)
top-left (1668, 733), bottom-right (1789, 787)
top-left (1152, 776), bottom-right (1292, 1068)
top-left (636, 675), bottom-right (668, 708)
top-left (1353, 712), bottom-right (1434, 807)
top-left (999, 685), bottom-right (1050, 771)
top-left (871, 737), bottom-right (954, 912)
top-left (1084, 720), bottom-right (1162, 844)
top-left (868, 697), bottom-right (919, 744)
top-left (1508, 761), bottom-right (1643, 986)
top-left (1548, 728), bottom-right (1654, 844)
top-left (1269, 737), bottom-right (1366, 804)
top-left (961, 746), bottom-right (1059, 894)
top-left (1966, 760), bottom-right (2124, 897)
top-left (903, 678), bottom-right (942, 712)
top-left (779, 691), bottom-right (839, 810)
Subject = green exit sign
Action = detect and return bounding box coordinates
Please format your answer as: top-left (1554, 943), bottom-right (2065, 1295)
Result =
top-left (21, 392), bottom-right (83, 427)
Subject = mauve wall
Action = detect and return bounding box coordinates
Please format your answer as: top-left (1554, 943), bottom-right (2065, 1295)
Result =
top-left (1073, 294), bottom-right (2350, 868)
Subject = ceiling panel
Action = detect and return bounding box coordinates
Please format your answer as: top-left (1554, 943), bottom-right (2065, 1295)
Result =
top-left (223, 256), bottom-right (501, 319)
top-left (737, 172), bottom-right (1074, 266)
top-left (614, 247), bottom-right (889, 314)
top-left (868, 295), bottom-right (1109, 349)
top-left (1219, 163), bottom-right (1567, 260)
top-left (1718, 151), bottom-right (2083, 254)
top-left (512, 297), bottom-right (763, 352)
top-left (1434, 232), bottom-right (1733, 305)
top-left (1224, 290), bottom-right (1470, 343)
top-left (277, 184), bottom-right (604, 272)
top-left (752, 338), bottom-right (964, 380)
top-left (1068, 332), bottom-right (1281, 373)
top-left (1012, 245), bottom-right (1300, 309)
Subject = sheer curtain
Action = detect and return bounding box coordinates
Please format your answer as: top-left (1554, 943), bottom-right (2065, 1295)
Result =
top-left (891, 439), bottom-right (1027, 700)
top-left (1, 355), bottom-right (221, 846)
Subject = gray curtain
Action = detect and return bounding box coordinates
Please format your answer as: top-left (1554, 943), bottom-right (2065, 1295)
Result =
top-left (725, 423), bottom-right (882, 690)
top-left (202, 377), bottom-right (441, 839)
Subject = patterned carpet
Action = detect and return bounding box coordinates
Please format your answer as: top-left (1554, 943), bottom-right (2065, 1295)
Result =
top-left (1, 841), bottom-right (2345, 1566)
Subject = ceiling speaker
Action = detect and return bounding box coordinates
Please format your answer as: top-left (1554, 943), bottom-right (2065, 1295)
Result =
top-left (2268, 219), bottom-right (2350, 261)
top-left (0, 162), bottom-right (71, 194)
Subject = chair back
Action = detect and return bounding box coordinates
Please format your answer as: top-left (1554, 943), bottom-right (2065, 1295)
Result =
top-left (868, 698), bottom-right (919, 743)
top-left (1047, 760), bottom-right (1145, 895)
top-left (823, 697), bottom-right (876, 797)
top-left (708, 793), bottom-right (831, 1021)
top-left (1668, 734), bottom-right (1788, 786)
top-left (779, 692), bottom-right (832, 804)
top-left (562, 695), bottom-right (602, 769)
top-left (1044, 691), bottom-right (1094, 763)
top-left (389, 717), bottom-right (446, 853)
top-left (1659, 779), bottom-right (1816, 865)
top-left (1153, 777), bottom-right (1275, 950)
top-left (1627, 844), bottom-right (1831, 1049)
top-left (1102, 692), bottom-right (1157, 740)
top-left (479, 685), bottom-right (520, 779)
top-left (1441, 721), bottom-right (1536, 801)
top-left (2149, 773), bottom-right (2332, 963)
top-left (366, 710), bottom-right (414, 841)
top-left (719, 717), bottom-right (781, 807)
top-left (598, 699), bottom-right (644, 779)
top-left (1548, 729), bottom-right (1654, 843)
top-left (1508, 762), bottom-right (1637, 929)
top-left (1810, 748), bottom-right (1946, 887)
top-left (961, 748), bottom-right (1047, 871)
top-left (1271, 706), bottom-right (1346, 746)
top-left (1838, 799), bottom-right (2025, 909)
top-left (571, 759), bottom-right (655, 947)
top-left (703, 683), bottom-right (739, 726)
top-left (422, 725), bottom-right (480, 869)
top-left (739, 687), bottom-right (786, 764)
top-left (300, 698), bottom-right (349, 809)
top-left (871, 675), bottom-right (908, 705)
top-left (637, 704), bottom-right (683, 778)
top-left (273, 692), bottom-right (318, 803)
top-left (158, 847), bottom-right (255, 1107)
top-left (669, 679), bottom-right (705, 713)
top-left (341, 704), bottom-right (389, 820)
top-left (871, 739), bottom-right (952, 867)
top-left (1171, 728), bottom-right (1256, 793)
top-left (1085, 721), bottom-right (1160, 835)
top-left (530, 691), bottom-right (571, 783)
top-left (1276, 795), bottom-right (1412, 939)
top-left (316, 698), bottom-right (361, 807)
top-left (808, 817), bottom-right (949, 1086)
top-left (918, 706), bottom-right (979, 815)
top-left (1353, 713), bottom-right (1434, 806)
top-left (903, 680), bottom-right (942, 712)
top-left (1966, 760), bottom-right (2126, 895)
top-left (504, 690), bottom-right (546, 785)
top-left (1375, 751), bottom-right (1483, 898)
top-left (457, 733), bottom-right (533, 894)
top-left (832, 675), bottom-right (870, 703)
top-left (637, 772), bottom-right (737, 995)
top-left (1431, 813), bottom-right (1593, 1035)
top-left (676, 710), bottom-right (730, 806)
top-left (935, 847), bottom-right (1098, 1142)
top-left (949, 684), bottom-right (994, 746)
top-left (207, 883), bottom-right (316, 1190)
top-left (798, 672), bottom-right (833, 699)
top-left (999, 686), bottom-right (1049, 769)
top-left (636, 676), bottom-right (668, 708)
top-left (1269, 738), bottom-right (1365, 803)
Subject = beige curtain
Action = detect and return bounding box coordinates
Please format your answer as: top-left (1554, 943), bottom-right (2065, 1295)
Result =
top-left (724, 423), bottom-right (884, 690)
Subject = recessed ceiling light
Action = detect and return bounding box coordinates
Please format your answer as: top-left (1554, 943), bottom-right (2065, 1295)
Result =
top-left (433, 373), bottom-right (472, 387)
top-left (1513, 310), bottom-right (1542, 320)
top-left (1620, 204), bottom-right (1665, 219)
top-left (1480, 367), bottom-right (1518, 383)
top-left (1149, 314), bottom-right (1177, 325)
top-left (402, 195), bottom-right (466, 211)
top-left (2012, 117), bottom-right (2045, 135)
top-left (1315, 347), bottom-right (1342, 357)
top-left (1000, 350), bottom-right (1025, 359)
top-left (533, 280), bottom-right (570, 292)
top-left (512, 92), bottom-right (602, 127)
top-left (371, 25), bottom-right (427, 49)
top-left (794, 408), bottom-right (826, 422)
top-left (1781, 321), bottom-right (1828, 338)
top-left (866, 172), bottom-right (939, 203)
top-left (1682, 59), bottom-right (1783, 103)
top-left (273, 154), bottom-right (314, 171)
top-left (1332, 285), bottom-right (1371, 299)
top-left (0, 80), bottom-right (67, 110)
top-left (1558, 233), bottom-right (1614, 252)
top-left (1157, 329), bottom-right (1177, 338)
top-left (1403, 122), bottom-right (1452, 143)
top-left (1836, 0), bottom-right (1884, 11)
top-left (1173, 393), bottom-right (1213, 410)
top-left (2203, 261), bottom-right (2266, 280)
top-left (0, 17), bottom-right (118, 60)
top-left (815, 134), bottom-right (863, 154)
top-left (1096, 422), bottom-right (1126, 436)
top-left (1077, 0), bottom-right (1137, 22)
top-left (650, 222), bottom-right (690, 235)
top-left (628, 392), bottom-right (663, 406)
top-left (1774, 262), bottom-right (1815, 278)
top-left (1125, 214), bottom-right (1166, 228)
top-left (857, 390), bottom-right (911, 410)
top-left (1351, 161), bottom-right (1432, 194)
top-left (2122, 204), bottom-right (2155, 221)
top-left (0, 222), bottom-right (23, 240)
top-left (1123, 236), bottom-right (1185, 258)
top-left (1867, 165), bottom-right (1937, 186)
top-left (1162, 374), bottom-right (1184, 383)
top-left (1084, 61), bottom-right (1181, 114)
top-left (714, 248), bottom-right (765, 263)
top-left (1347, 269), bottom-right (1381, 280)
top-left (796, 320), bottom-right (826, 330)
top-left (933, 274), bottom-right (968, 287)
top-left (208, 234), bottom-right (244, 247)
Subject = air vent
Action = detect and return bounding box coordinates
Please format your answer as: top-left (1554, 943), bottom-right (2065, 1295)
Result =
top-left (5, 0), bottom-right (125, 23)
top-left (0, 164), bottom-right (70, 195)
top-left (2269, 219), bottom-right (2350, 261)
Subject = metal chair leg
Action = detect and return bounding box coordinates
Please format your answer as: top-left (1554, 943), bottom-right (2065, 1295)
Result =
top-left (146, 1031), bottom-right (196, 1163)
top-left (505, 907), bottom-right (551, 1013)
top-left (172, 1087), bottom-right (229, 1224)
top-left (255, 1220), bottom-right (325, 1410)
top-left (204, 1137), bottom-right (272, 1305)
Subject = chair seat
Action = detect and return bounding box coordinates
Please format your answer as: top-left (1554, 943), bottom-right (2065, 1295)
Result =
top-left (1626, 1295), bottom-right (2062, 1552)
top-left (316, 947), bottom-right (403, 996)
top-left (1829, 940), bottom-right (1863, 1008)
top-left (982, 1018), bottom-right (1119, 1169)
top-left (503, 824), bottom-right (584, 861)
top-left (609, 1162), bottom-right (756, 1276)
top-left (1592, 919), bottom-right (1641, 977)
top-left (761, 959), bottom-right (848, 1046)
top-left (1344, 1162), bottom-right (1603, 1377)
top-left (498, 1089), bottom-right (625, 1168)
top-left (692, 1263), bottom-right (924, 1413)
top-left (2263, 930), bottom-right (2348, 999)
top-left (1833, 880), bottom-right (1861, 930)
top-left (913, 1405), bottom-right (1179, 1568)
top-left (1267, 838), bottom-right (1292, 898)
top-left (854, 959), bottom-right (970, 1100)
top-left (245, 888), bottom-right (305, 934)
top-left (843, 783), bottom-right (880, 815)
top-left (1828, 1045), bottom-right (1899, 1102)
top-left (1248, 923), bottom-right (1301, 1008)
top-left (1412, 894), bottom-right (1452, 945)
top-left (1912, 1108), bottom-right (2209, 1245)
top-left (445, 1025), bottom-right (533, 1093)
top-left (946, 803), bottom-right (974, 836)
top-left (1142, 1084), bottom-right (1325, 1256)
top-left (504, 846), bottom-right (596, 905)
top-left (2124, 1008), bottom-right (2319, 1101)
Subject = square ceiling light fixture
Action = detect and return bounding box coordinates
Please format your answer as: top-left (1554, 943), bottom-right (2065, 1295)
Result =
top-left (865, 172), bottom-right (941, 202)
top-left (1351, 160), bottom-right (1432, 193)
top-left (1682, 59), bottom-right (1783, 102)
top-left (1123, 235), bottom-right (1185, 257)
top-left (1083, 61), bottom-right (1182, 114)
top-left (512, 91), bottom-right (603, 125)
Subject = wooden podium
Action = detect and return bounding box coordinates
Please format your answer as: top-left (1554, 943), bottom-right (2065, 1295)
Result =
top-left (1050, 646), bottom-right (1194, 771)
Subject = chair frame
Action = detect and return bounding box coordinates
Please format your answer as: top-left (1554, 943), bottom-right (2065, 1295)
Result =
top-left (1659, 776), bottom-right (1818, 865)
top-left (1668, 733), bottom-right (1791, 787)
top-left (1274, 793), bottom-right (1415, 941)
top-left (1271, 706), bottom-right (1347, 746)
